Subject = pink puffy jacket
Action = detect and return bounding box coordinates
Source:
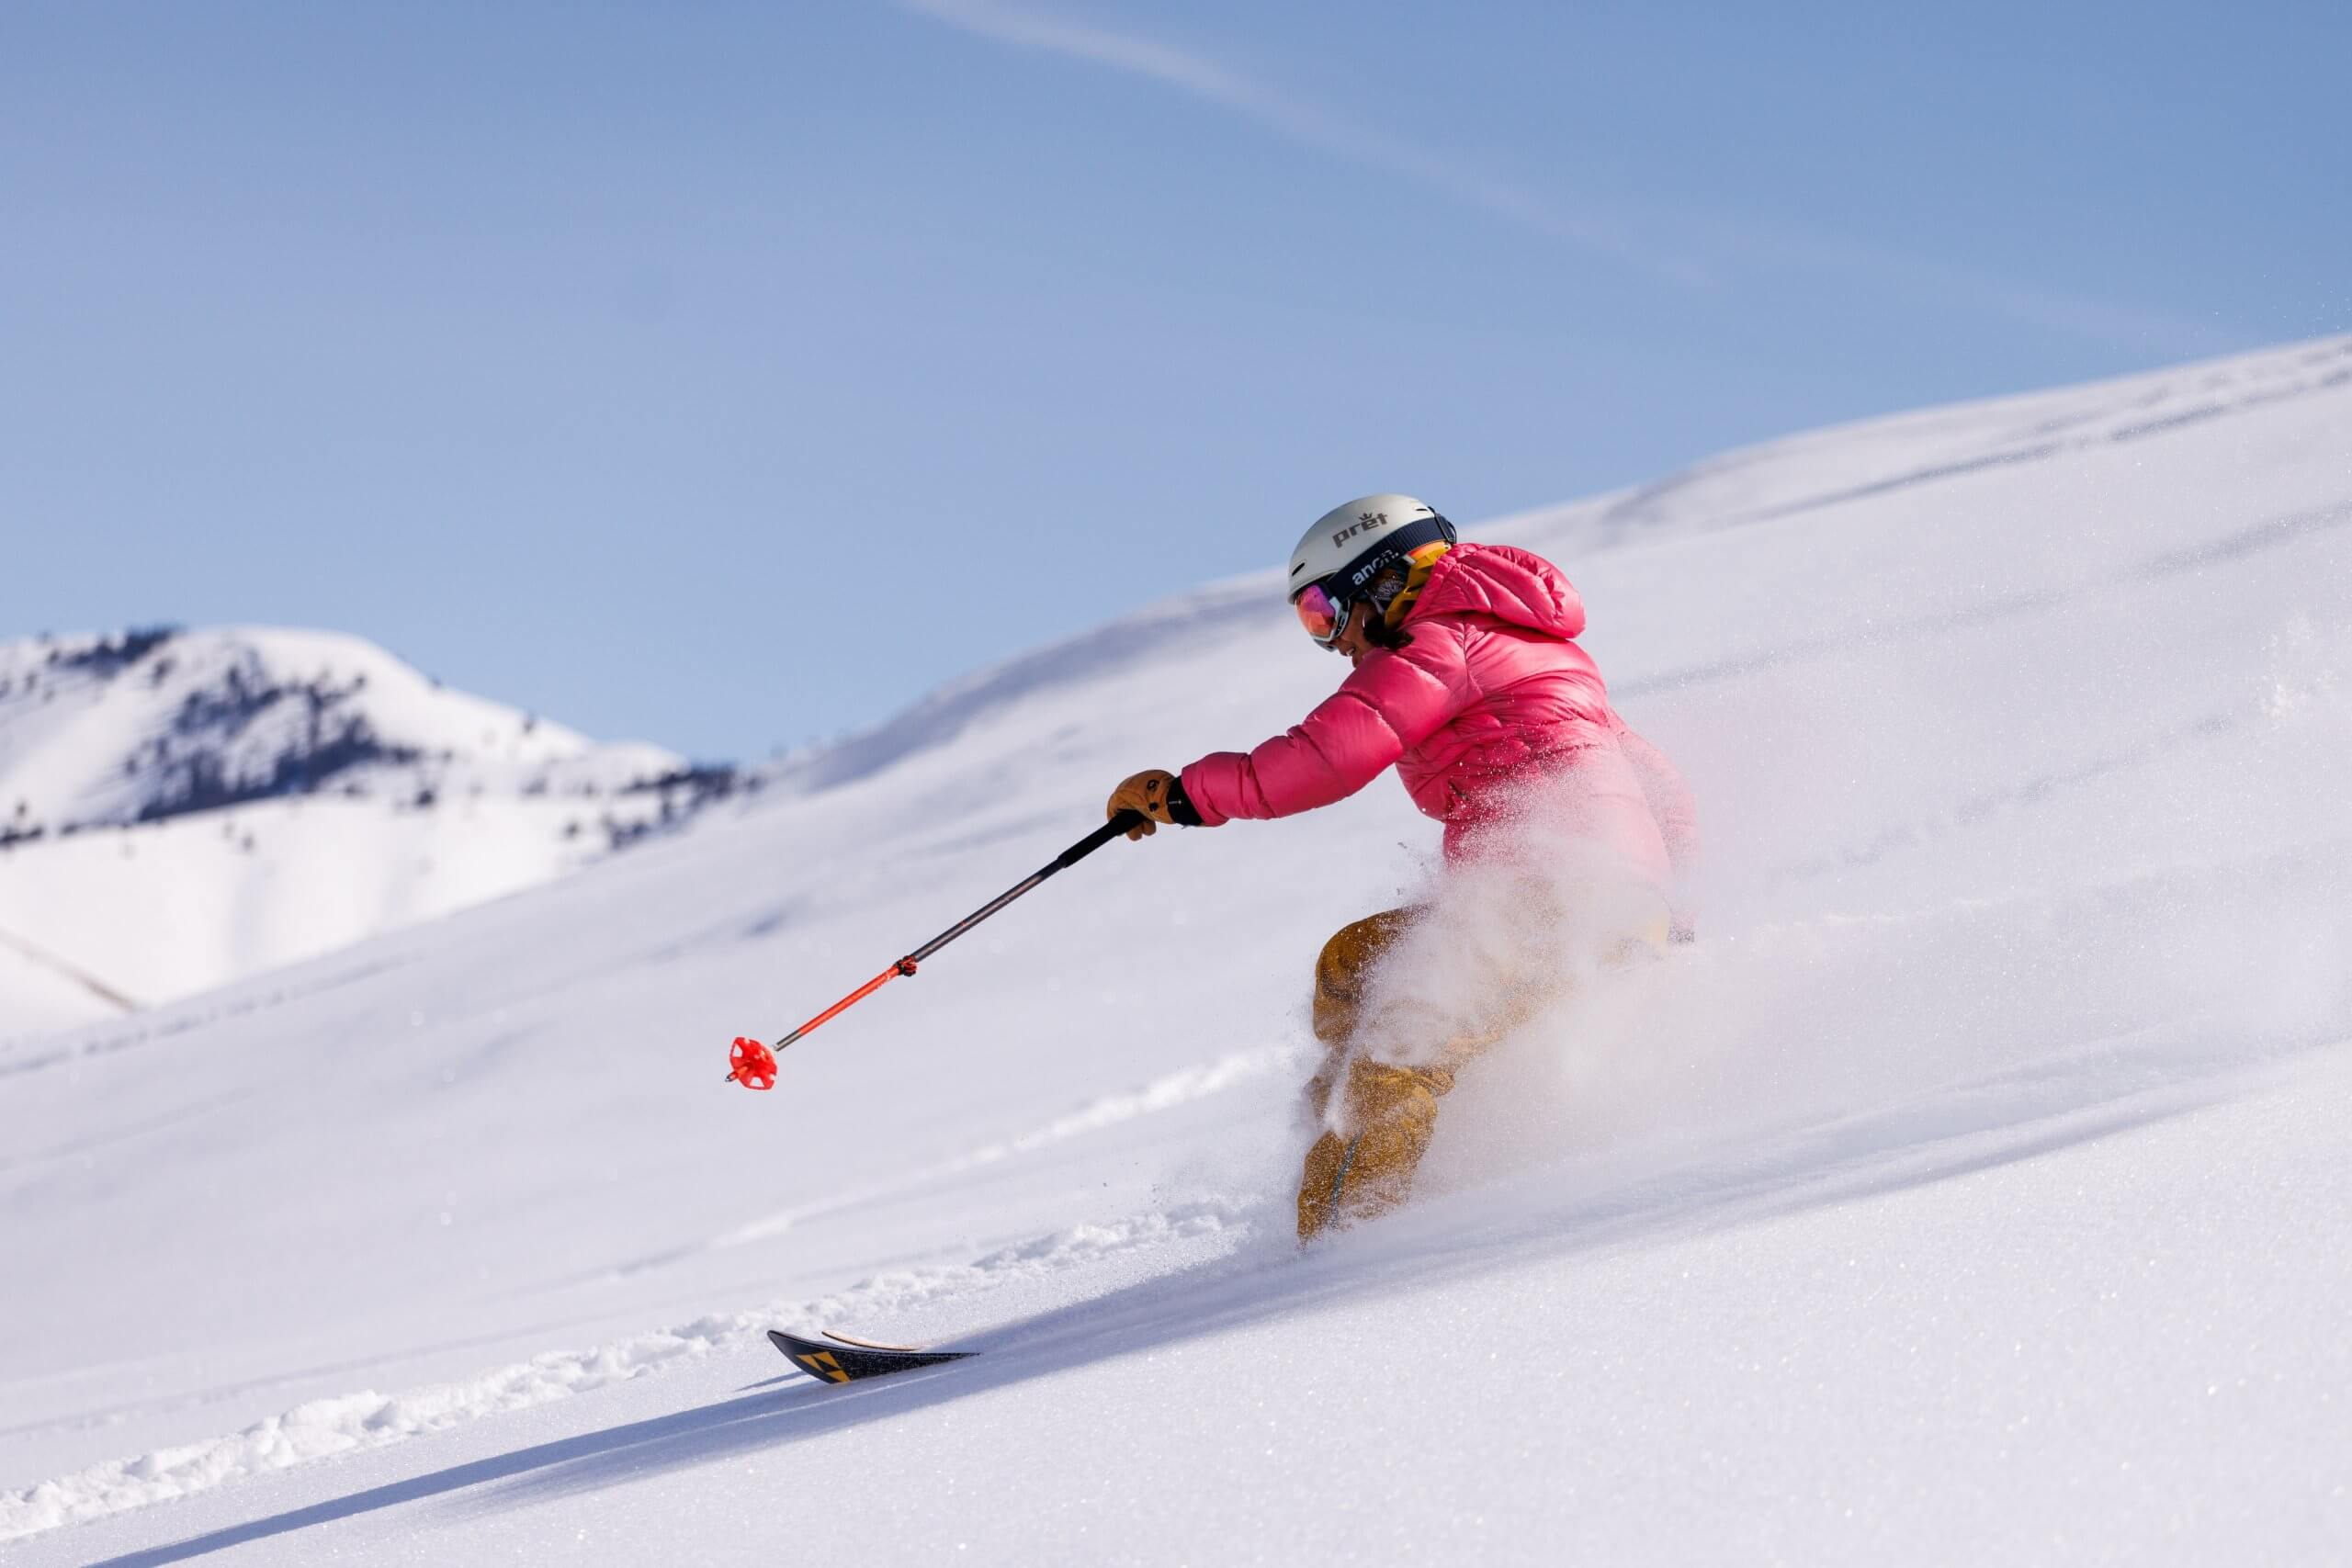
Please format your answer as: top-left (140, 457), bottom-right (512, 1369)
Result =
top-left (1181, 544), bottom-right (1697, 904)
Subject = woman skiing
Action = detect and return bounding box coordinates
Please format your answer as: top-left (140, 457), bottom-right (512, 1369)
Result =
top-left (1106, 495), bottom-right (1697, 1242)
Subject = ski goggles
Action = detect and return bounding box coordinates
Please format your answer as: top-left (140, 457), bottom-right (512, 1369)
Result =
top-left (1291, 581), bottom-right (1352, 647)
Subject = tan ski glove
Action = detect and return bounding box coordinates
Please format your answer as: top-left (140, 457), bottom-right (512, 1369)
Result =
top-left (1105, 769), bottom-right (1202, 840)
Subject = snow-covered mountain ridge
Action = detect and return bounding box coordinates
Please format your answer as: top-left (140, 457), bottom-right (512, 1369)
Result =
top-left (1521, 328), bottom-right (2352, 550)
top-left (0, 626), bottom-right (742, 1033)
top-left (4, 333), bottom-right (2349, 1563)
top-left (0, 624), bottom-right (686, 836)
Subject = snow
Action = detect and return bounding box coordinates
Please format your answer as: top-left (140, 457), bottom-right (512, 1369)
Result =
top-left (3, 333), bottom-right (2349, 1563)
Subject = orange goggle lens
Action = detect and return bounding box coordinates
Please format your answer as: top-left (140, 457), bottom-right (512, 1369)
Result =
top-left (1293, 582), bottom-right (1347, 645)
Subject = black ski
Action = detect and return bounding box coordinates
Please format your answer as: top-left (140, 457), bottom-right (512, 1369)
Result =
top-left (767, 1326), bottom-right (973, 1383)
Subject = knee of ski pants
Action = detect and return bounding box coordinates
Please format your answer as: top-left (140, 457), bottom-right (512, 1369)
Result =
top-left (1311, 908), bottom-right (1418, 1050)
top-left (1305, 908), bottom-right (1418, 1123)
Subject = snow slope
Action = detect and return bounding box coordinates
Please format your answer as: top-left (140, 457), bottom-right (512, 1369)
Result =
top-left (0, 626), bottom-right (719, 1034)
top-left (3, 333), bottom-right (2349, 1564)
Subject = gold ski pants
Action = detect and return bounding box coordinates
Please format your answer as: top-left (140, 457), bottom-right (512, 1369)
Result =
top-left (1295, 903), bottom-right (1666, 1242)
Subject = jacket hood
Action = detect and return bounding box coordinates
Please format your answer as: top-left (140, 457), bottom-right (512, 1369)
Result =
top-left (1404, 543), bottom-right (1586, 640)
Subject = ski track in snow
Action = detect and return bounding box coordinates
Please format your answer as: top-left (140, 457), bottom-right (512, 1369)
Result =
top-left (0, 951), bottom-right (422, 1074)
top-left (705, 1044), bottom-right (1295, 1252)
top-left (0, 923), bottom-right (140, 1014)
top-left (0, 1199), bottom-right (1256, 1541)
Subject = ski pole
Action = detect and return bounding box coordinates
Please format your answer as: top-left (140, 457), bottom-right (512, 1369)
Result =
top-left (725, 809), bottom-right (1148, 1090)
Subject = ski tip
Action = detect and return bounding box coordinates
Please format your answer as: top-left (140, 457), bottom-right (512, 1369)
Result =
top-left (767, 1326), bottom-right (973, 1383)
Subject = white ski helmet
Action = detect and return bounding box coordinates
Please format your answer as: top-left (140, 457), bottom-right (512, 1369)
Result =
top-left (1287, 493), bottom-right (1456, 605)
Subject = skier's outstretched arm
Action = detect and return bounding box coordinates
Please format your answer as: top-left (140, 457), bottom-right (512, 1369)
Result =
top-left (1179, 631), bottom-right (1466, 826)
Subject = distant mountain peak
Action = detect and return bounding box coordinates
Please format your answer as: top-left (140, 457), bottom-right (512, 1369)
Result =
top-left (0, 624), bottom-right (701, 844)
top-left (0, 625), bottom-right (761, 1032)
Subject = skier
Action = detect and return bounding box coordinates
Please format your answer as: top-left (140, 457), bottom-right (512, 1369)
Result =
top-left (1106, 495), bottom-right (1697, 1242)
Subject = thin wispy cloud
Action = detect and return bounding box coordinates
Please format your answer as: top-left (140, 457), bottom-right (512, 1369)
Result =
top-left (894, 0), bottom-right (1713, 289)
top-left (895, 0), bottom-right (2241, 357)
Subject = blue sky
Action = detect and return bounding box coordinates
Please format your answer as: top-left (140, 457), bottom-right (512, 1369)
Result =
top-left (6, 0), bottom-right (2346, 759)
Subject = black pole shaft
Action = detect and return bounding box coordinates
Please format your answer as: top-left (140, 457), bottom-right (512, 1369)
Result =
top-left (902, 809), bottom-right (1144, 966)
top-left (760, 810), bottom-right (1150, 1056)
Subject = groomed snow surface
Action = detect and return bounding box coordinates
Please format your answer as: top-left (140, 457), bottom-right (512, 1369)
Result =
top-left (5, 335), bottom-right (2350, 1564)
